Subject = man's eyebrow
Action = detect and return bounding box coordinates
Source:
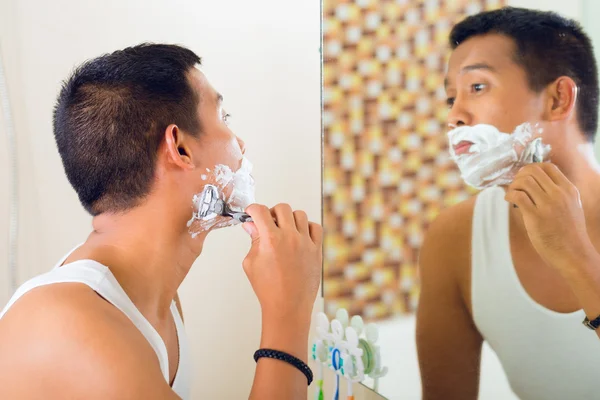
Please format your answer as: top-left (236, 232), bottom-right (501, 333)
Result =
top-left (444, 62), bottom-right (496, 89)
top-left (460, 62), bottom-right (496, 73)
top-left (216, 93), bottom-right (223, 105)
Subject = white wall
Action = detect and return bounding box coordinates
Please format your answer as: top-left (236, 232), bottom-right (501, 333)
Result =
top-left (509, 0), bottom-right (581, 19)
top-left (0, 1), bottom-right (321, 398)
top-left (0, 58), bottom-right (10, 305)
top-left (581, 0), bottom-right (600, 158)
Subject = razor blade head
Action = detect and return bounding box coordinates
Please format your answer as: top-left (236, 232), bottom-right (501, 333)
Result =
top-left (214, 199), bottom-right (226, 215)
top-left (522, 137), bottom-right (546, 164)
top-left (195, 184), bottom-right (220, 219)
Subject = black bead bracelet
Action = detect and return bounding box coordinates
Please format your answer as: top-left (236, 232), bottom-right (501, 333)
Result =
top-left (254, 348), bottom-right (314, 386)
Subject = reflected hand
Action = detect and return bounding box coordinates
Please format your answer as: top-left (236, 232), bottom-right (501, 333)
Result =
top-left (505, 163), bottom-right (595, 273)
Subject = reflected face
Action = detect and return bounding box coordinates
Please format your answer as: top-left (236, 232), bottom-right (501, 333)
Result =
top-left (445, 34), bottom-right (545, 139)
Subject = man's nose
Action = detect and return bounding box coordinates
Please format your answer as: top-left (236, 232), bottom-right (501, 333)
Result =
top-left (447, 98), bottom-right (470, 128)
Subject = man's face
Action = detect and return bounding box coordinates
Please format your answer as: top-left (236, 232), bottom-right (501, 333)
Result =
top-left (188, 68), bottom-right (246, 181)
top-left (445, 34), bottom-right (545, 135)
top-left (182, 69), bottom-right (251, 233)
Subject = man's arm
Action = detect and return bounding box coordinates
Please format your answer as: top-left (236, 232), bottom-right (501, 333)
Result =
top-left (561, 251), bottom-right (600, 339)
top-left (242, 204), bottom-right (323, 400)
top-left (0, 284), bottom-right (181, 400)
top-left (249, 314), bottom-right (311, 399)
top-left (416, 199), bottom-right (484, 400)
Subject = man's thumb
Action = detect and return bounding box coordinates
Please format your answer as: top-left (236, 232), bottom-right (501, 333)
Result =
top-left (242, 222), bottom-right (258, 240)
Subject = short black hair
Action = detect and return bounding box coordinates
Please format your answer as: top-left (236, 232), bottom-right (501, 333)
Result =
top-left (53, 43), bottom-right (202, 216)
top-left (450, 7), bottom-right (599, 142)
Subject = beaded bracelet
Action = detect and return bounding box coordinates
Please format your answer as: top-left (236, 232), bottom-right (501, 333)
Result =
top-left (254, 348), bottom-right (314, 386)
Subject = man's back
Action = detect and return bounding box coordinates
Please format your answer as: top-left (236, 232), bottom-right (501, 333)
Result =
top-left (417, 187), bottom-right (600, 399)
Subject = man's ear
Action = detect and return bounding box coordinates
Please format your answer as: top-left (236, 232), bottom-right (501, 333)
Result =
top-left (164, 124), bottom-right (195, 170)
top-left (544, 76), bottom-right (578, 122)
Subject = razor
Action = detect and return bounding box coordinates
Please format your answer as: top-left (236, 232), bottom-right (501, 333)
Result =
top-left (513, 138), bottom-right (546, 208)
top-left (194, 184), bottom-right (253, 223)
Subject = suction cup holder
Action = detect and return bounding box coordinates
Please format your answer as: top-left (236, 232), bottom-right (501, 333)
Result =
top-left (312, 308), bottom-right (388, 384)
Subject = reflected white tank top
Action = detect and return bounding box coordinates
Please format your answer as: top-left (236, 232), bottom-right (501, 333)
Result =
top-left (0, 250), bottom-right (191, 399)
top-left (472, 187), bottom-right (600, 400)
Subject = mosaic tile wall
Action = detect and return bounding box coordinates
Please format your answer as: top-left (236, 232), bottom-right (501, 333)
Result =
top-left (323, 0), bottom-right (504, 321)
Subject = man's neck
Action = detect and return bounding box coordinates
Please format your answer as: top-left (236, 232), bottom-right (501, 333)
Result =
top-left (80, 204), bottom-right (206, 319)
top-left (551, 140), bottom-right (600, 219)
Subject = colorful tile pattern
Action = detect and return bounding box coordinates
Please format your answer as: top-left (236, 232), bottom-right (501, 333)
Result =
top-left (323, 0), bottom-right (504, 321)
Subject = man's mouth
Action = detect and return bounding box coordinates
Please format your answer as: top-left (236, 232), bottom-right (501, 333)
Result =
top-left (453, 141), bottom-right (474, 156)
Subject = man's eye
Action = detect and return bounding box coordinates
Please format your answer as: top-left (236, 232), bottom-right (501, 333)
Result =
top-left (223, 113), bottom-right (232, 124)
top-left (446, 97), bottom-right (455, 109)
top-left (472, 83), bottom-right (486, 92)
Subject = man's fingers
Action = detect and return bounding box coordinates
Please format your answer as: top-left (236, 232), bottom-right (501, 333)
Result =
top-left (242, 222), bottom-right (259, 241)
top-left (517, 164), bottom-right (556, 194)
top-left (509, 175), bottom-right (545, 206)
top-left (539, 162), bottom-right (569, 186)
top-left (272, 203), bottom-right (295, 229)
top-left (506, 189), bottom-right (536, 212)
top-left (245, 204), bottom-right (278, 234)
top-left (293, 210), bottom-right (309, 234)
top-left (308, 222), bottom-right (323, 246)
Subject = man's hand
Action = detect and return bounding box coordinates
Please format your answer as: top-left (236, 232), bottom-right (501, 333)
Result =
top-left (505, 163), bottom-right (595, 272)
top-left (242, 203), bottom-right (322, 325)
top-left (506, 162), bottom-right (600, 341)
top-left (242, 203), bottom-right (323, 400)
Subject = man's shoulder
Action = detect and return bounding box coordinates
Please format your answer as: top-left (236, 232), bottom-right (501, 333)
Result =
top-left (0, 283), bottom-right (135, 349)
top-left (0, 283), bottom-right (168, 398)
top-left (420, 194), bottom-right (480, 290)
top-left (1, 281), bottom-right (155, 342)
top-left (4, 280), bottom-right (103, 315)
top-left (426, 194), bottom-right (478, 250)
top-left (418, 194), bottom-right (481, 317)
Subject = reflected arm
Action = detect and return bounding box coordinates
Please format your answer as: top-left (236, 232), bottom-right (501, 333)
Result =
top-left (416, 199), bottom-right (483, 400)
top-left (557, 250), bottom-right (600, 340)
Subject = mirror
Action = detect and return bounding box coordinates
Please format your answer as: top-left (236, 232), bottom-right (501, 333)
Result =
top-left (322, 1), bottom-right (600, 399)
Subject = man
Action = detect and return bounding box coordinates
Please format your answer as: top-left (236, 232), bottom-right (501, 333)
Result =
top-left (0, 44), bottom-right (322, 399)
top-left (417, 7), bottom-right (600, 400)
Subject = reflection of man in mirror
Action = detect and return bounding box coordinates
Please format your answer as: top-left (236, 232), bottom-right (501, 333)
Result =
top-left (417, 7), bottom-right (600, 400)
top-left (0, 44), bottom-right (322, 399)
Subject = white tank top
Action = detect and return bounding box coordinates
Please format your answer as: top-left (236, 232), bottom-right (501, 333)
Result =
top-left (0, 250), bottom-right (191, 399)
top-left (472, 187), bottom-right (600, 399)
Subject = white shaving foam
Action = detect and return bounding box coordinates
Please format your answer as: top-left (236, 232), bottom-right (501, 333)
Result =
top-left (187, 156), bottom-right (256, 238)
top-left (448, 122), bottom-right (551, 189)
top-left (218, 157), bottom-right (256, 211)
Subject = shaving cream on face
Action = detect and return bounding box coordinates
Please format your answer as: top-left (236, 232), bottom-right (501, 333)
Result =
top-left (215, 157), bottom-right (256, 212)
top-left (448, 122), bottom-right (551, 189)
top-left (187, 156), bottom-right (256, 237)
